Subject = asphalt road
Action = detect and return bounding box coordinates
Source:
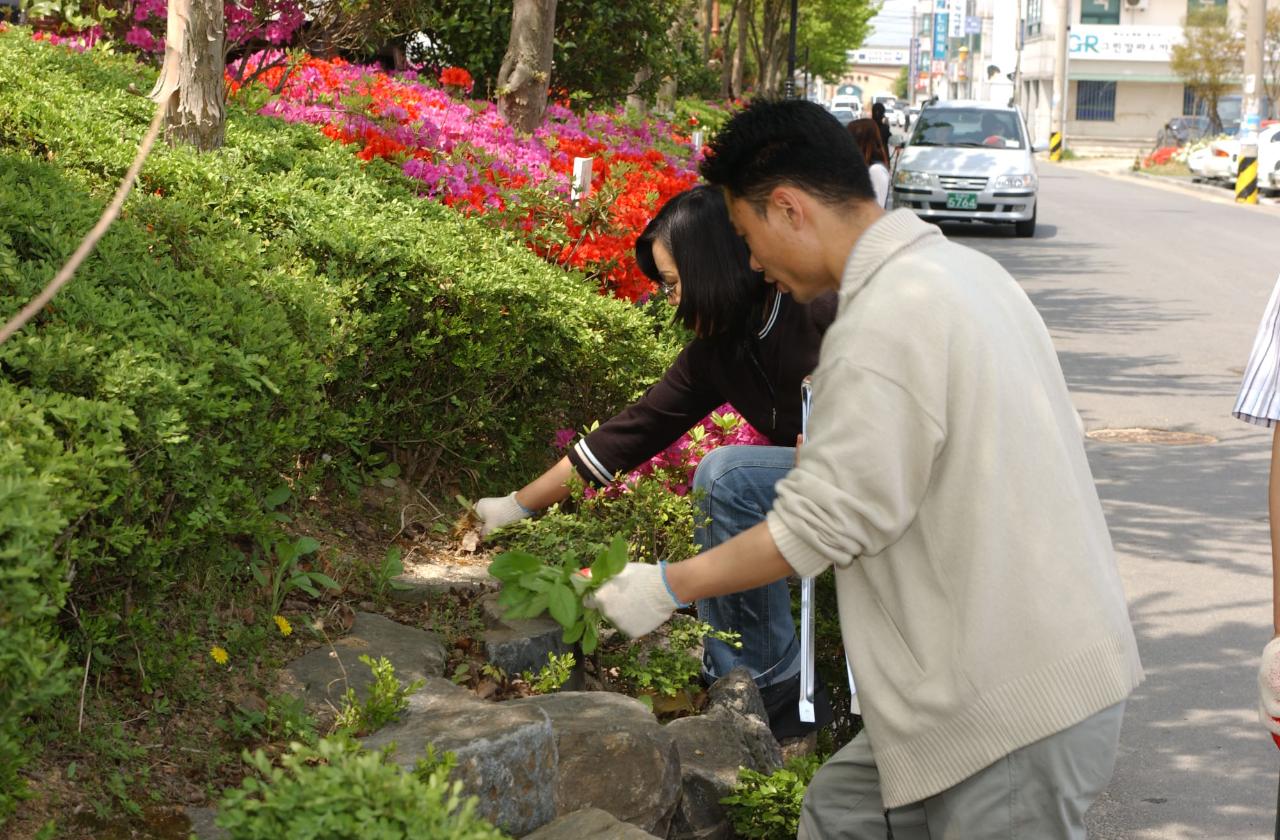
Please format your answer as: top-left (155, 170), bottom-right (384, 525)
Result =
top-left (936, 165), bottom-right (1280, 838)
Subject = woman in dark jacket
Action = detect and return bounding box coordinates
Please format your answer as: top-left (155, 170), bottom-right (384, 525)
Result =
top-left (476, 184), bottom-right (835, 737)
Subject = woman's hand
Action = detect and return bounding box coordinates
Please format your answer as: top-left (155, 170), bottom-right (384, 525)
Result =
top-left (474, 492), bottom-right (532, 538)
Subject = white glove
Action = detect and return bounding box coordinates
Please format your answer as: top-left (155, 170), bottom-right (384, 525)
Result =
top-left (584, 562), bottom-right (686, 639)
top-left (1258, 637), bottom-right (1280, 736)
top-left (475, 492), bottom-right (532, 538)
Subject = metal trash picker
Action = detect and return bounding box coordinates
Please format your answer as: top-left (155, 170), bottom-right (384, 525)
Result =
top-left (797, 376), bottom-right (858, 725)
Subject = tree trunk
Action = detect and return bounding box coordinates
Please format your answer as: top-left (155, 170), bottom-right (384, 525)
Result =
top-left (701, 0), bottom-right (713, 63)
top-left (627, 66), bottom-right (653, 114)
top-left (497, 0), bottom-right (557, 134)
top-left (151, 0), bottom-right (225, 151)
top-left (733, 0), bottom-right (747, 96)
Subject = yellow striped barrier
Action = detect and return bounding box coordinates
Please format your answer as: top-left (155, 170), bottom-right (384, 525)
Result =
top-left (1049, 131), bottom-right (1063, 162)
top-left (1236, 150), bottom-right (1259, 204)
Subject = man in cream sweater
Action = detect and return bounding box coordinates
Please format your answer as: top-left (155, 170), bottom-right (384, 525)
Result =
top-left (586, 99), bottom-right (1143, 838)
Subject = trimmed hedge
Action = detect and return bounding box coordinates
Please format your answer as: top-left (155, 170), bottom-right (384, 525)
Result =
top-left (0, 31), bottom-right (675, 819)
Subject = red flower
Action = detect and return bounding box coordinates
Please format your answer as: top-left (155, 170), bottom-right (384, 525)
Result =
top-left (439, 66), bottom-right (473, 91)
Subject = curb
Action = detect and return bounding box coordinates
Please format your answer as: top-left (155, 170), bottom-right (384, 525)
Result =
top-left (1126, 169), bottom-right (1280, 206)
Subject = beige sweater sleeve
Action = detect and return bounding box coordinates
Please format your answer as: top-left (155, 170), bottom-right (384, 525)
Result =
top-left (766, 358), bottom-right (945, 578)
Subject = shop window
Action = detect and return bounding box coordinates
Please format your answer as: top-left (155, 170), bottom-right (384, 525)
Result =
top-left (1187, 0), bottom-right (1226, 10)
top-left (1080, 0), bottom-right (1119, 24)
top-left (1076, 81), bottom-right (1116, 121)
top-left (1026, 0), bottom-right (1042, 36)
top-left (1183, 86), bottom-right (1201, 116)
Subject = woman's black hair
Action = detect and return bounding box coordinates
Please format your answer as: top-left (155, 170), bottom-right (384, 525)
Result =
top-left (635, 185), bottom-right (766, 342)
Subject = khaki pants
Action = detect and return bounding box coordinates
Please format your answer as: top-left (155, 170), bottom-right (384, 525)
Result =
top-left (798, 702), bottom-right (1125, 840)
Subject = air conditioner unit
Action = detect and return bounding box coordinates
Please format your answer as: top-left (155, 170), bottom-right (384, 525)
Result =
top-left (1123, 0), bottom-right (1148, 11)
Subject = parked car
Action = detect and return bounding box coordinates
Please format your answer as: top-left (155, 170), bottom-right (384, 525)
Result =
top-left (1187, 137), bottom-right (1238, 183)
top-left (830, 107), bottom-right (858, 127)
top-left (830, 95), bottom-right (863, 116)
top-left (891, 100), bottom-right (1045, 237)
top-left (1261, 125), bottom-right (1280, 191)
top-left (1193, 124), bottom-right (1280, 188)
top-left (1155, 115), bottom-right (1211, 148)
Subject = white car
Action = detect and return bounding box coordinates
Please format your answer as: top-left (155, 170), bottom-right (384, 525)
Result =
top-left (891, 100), bottom-right (1045, 237)
top-left (1188, 125), bottom-right (1280, 188)
top-left (1187, 137), bottom-right (1238, 183)
top-left (830, 95), bottom-right (863, 116)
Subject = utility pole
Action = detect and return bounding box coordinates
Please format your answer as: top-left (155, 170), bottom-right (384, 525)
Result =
top-left (1237, 0), bottom-right (1265, 203)
top-left (1050, 0), bottom-right (1070, 161)
top-left (785, 0), bottom-right (799, 98)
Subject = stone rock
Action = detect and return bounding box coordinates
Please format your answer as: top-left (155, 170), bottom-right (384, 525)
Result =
top-left (705, 666), bottom-right (769, 726)
top-left (184, 806), bottom-right (228, 840)
top-left (522, 807), bottom-right (664, 840)
top-left (665, 707), bottom-right (784, 840)
top-left (278, 612), bottom-right (447, 713)
top-left (362, 677), bottom-right (557, 836)
top-left (390, 557), bottom-right (498, 603)
top-left (506, 691), bottom-right (682, 837)
top-left (480, 592), bottom-right (573, 677)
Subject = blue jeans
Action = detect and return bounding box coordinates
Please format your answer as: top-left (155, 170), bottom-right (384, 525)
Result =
top-left (693, 444), bottom-right (800, 691)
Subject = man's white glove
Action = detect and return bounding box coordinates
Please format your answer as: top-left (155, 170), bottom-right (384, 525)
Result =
top-left (1258, 637), bottom-right (1280, 736)
top-left (584, 562), bottom-right (688, 639)
top-left (474, 492), bottom-right (533, 538)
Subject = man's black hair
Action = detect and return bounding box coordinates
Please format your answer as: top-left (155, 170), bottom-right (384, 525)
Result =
top-left (871, 101), bottom-right (887, 122)
top-left (699, 99), bottom-right (876, 208)
top-left (635, 185), bottom-right (766, 341)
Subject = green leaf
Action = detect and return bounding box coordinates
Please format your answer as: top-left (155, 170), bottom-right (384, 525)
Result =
top-left (562, 620), bottom-right (586, 644)
top-left (294, 536), bottom-right (321, 556)
top-left (546, 583), bottom-right (577, 628)
top-left (306, 572), bottom-right (340, 591)
top-left (581, 615), bottom-right (599, 654)
top-left (590, 536), bottom-right (628, 581)
top-left (489, 551), bottom-right (541, 581)
top-left (264, 486), bottom-right (292, 508)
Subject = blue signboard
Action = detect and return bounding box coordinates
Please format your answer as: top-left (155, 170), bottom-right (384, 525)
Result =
top-left (933, 13), bottom-right (949, 59)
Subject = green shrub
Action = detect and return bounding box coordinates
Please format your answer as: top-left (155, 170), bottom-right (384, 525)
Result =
top-left (720, 754), bottom-right (825, 840)
top-left (601, 615), bottom-right (739, 700)
top-left (495, 469), bottom-right (702, 567)
top-left (332, 656), bottom-right (425, 737)
top-left (217, 737), bottom-right (507, 839)
top-left (0, 29), bottom-right (675, 818)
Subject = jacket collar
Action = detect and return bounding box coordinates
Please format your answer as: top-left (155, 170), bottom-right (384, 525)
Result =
top-left (757, 288), bottom-right (782, 338)
top-left (838, 209), bottom-right (943, 304)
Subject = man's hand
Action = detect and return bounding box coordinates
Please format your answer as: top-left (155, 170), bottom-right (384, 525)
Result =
top-left (1258, 637), bottom-right (1280, 739)
top-left (584, 562), bottom-right (684, 639)
top-left (474, 492), bottom-right (532, 538)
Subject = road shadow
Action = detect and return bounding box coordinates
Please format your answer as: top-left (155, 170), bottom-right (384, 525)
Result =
top-left (1087, 614), bottom-right (1277, 838)
top-left (1088, 435), bottom-right (1269, 578)
top-left (1060, 348), bottom-right (1230, 396)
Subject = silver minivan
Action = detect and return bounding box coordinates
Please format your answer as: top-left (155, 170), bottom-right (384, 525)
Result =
top-left (891, 101), bottom-right (1046, 238)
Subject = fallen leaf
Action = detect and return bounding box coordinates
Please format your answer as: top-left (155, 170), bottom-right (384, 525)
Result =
top-left (474, 680), bottom-right (498, 700)
top-left (460, 531), bottom-right (479, 553)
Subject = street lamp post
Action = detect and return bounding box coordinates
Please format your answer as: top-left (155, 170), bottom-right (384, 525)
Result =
top-left (785, 0), bottom-right (799, 99)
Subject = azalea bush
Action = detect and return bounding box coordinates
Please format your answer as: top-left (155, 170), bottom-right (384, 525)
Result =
top-left (227, 51), bottom-right (705, 301)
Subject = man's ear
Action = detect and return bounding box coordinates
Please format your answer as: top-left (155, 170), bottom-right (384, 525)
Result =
top-left (769, 185), bottom-right (807, 230)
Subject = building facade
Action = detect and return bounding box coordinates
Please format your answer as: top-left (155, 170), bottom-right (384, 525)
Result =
top-left (906, 0), bottom-right (1241, 152)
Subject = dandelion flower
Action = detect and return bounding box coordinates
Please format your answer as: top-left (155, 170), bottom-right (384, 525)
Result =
top-left (273, 615), bottom-right (293, 637)
top-left (210, 646), bottom-right (229, 666)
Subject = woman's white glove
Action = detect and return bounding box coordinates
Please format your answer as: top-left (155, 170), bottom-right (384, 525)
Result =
top-left (474, 492), bottom-right (532, 538)
top-left (585, 562), bottom-right (687, 639)
top-left (1258, 637), bottom-right (1280, 736)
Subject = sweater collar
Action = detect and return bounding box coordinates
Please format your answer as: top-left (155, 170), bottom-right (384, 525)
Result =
top-left (837, 209), bottom-right (942, 303)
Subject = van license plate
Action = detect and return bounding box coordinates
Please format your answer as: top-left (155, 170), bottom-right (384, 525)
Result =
top-left (945, 192), bottom-right (978, 210)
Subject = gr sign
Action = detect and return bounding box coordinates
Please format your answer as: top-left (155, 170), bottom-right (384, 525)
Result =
top-left (1068, 25), bottom-right (1181, 61)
